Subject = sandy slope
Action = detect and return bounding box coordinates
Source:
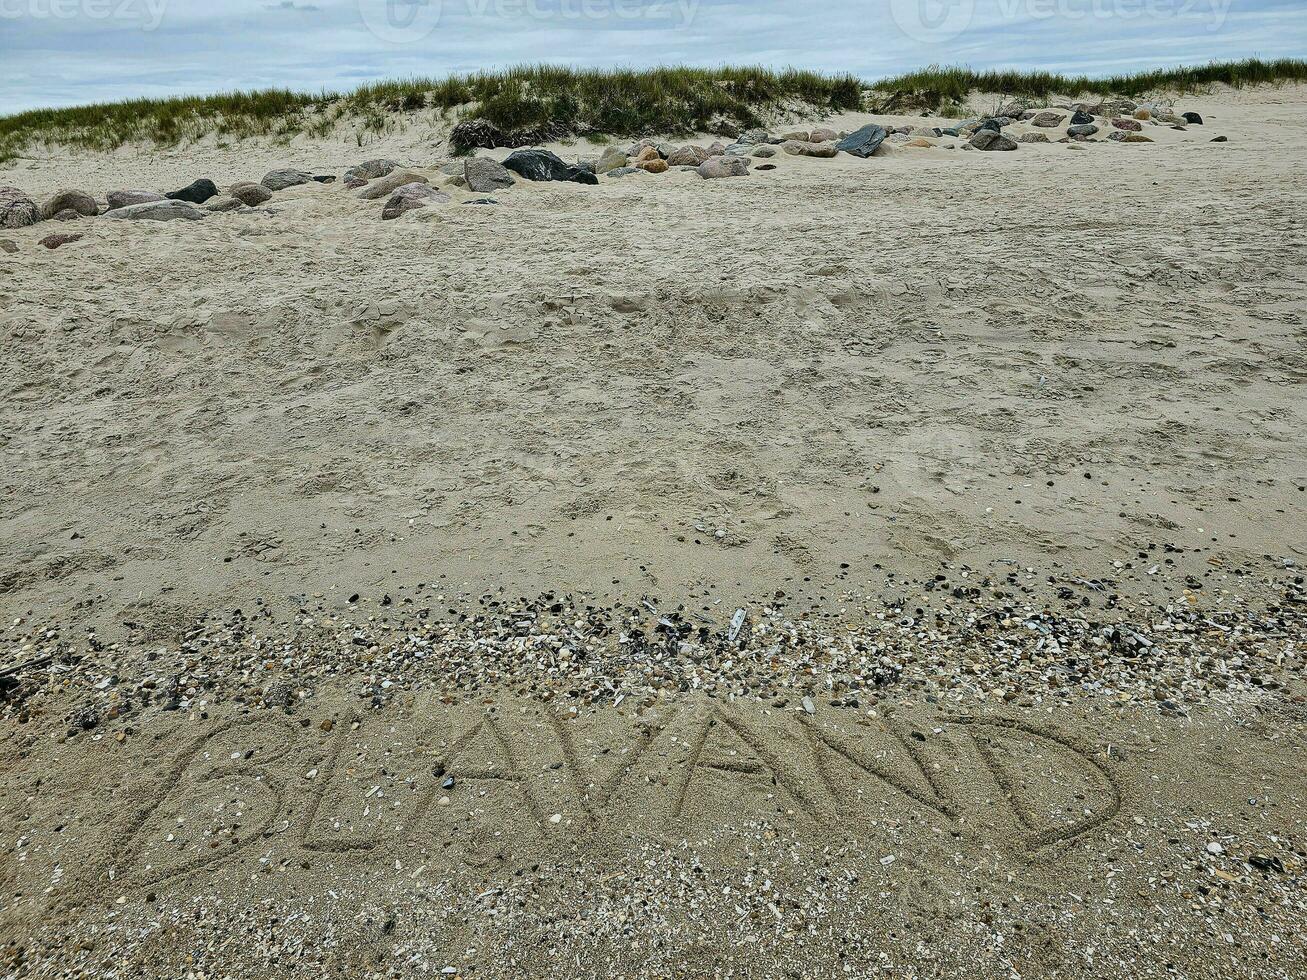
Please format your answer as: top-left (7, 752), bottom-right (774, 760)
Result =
top-left (0, 84), bottom-right (1305, 978)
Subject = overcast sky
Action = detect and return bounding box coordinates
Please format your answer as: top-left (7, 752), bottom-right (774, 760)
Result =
top-left (1, 0), bottom-right (1304, 114)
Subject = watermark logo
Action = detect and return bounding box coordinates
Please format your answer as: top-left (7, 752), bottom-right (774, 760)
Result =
top-left (358, 0), bottom-right (699, 44)
top-left (889, 0), bottom-right (1234, 45)
top-left (0, 0), bottom-right (167, 30)
top-left (358, 0), bottom-right (443, 44)
top-left (889, 0), bottom-right (975, 44)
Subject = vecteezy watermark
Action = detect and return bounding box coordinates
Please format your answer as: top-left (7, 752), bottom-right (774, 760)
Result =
top-left (357, 0), bottom-right (699, 45)
top-left (357, 0), bottom-right (444, 44)
top-left (0, 0), bottom-right (167, 29)
top-left (890, 0), bottom-right (1233, 45)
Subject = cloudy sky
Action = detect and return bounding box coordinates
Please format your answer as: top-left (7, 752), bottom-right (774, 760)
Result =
top-left (1, 0), bottom-right (1304, 113)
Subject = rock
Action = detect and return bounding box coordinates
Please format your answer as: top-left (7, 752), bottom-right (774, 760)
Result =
top-left (205, 195), bottom-right (246, 212)
top-left (1030, 111), bottom-right (1066, 127)
top-left (905, 138), bottom-right (934, 148)
top-left (597, 146), bottom-right (629, 172)
top-left (1018, 132), bottom-right (1050, 144)
top-left (1111, 118), bottom-right (1143, 131)
top-left (464, 156), bottom-right (516, 193)
top-left (463, 197), bottom-right (499, 205)
top-left (887, 133), bottom-right (912, 144)
top-left (605, 166), bottom-right (644, 177)
top-left (40, 188), bottom-right (97, 220)
top-left (706, 142), bottom-right (727, 156)
top-left (39, 231), bottom-right (82, 249)
top-left (381, 182), bottom-right (449, 220)
top-left (261, 170), bottom-right (312, 192)
top-left (0, 239), bottom-right (17, 253)
top-left (835, 124), bottom-right (888, 158)
top-left (448, 176), bottom-right (468, 188)
top-left (782, 140), bottom-right (838, 158)
top-left (105, 199), bottom-right (205, 221)
top-left (572, 159), bottom-right (598, 175)
top-left (634, 146), bottom-right (660, 164)
top-left (698, 156), bottom-right (750, 179)
top-left (345, 159), bottom-right (399, 182)
top-left (0, 187), bottom-right (42, 228)
top-left (751, 145), bottom-right (777, 158)
top-left (1108, 131), bottom-right (1154, 143)
top-left (976, 119), bottom-right (1002, 134)
top-left (1070, 109), bottom-right (1095, 125)
top-left (358, 171), bottom-right (428, 200)
top-left (1133, 108), bottom-right (1152, 120)
top-left (655, 142), bottom-right (677, 159)
top-left (312, 175), bottom-right (336, 184)
top-left (1183, 111), bottom-right (1203, 125)
top-left (970, 130), bottom-right (1018, 151)
top-left (228, 182), bottom-right (273, 206)
top-left (51, 209), bottom-right (82, 221)
top-left (1211, 135), bottom-right (1228, 143)
top-left (166, 178), bottom-right (219, 204)
top-left (637, 158), bottom-right (668, 174)
top-left (723, 144), bottom-right (752, 156)
top-left (781, 130), bottom-right (810, 142)
top-left (810, 127), bottom-right (838, 142)
top-left (755, 163), bottom-right (777, 171)
top-left (439, 160), bottom-right (467, 176)
top-left (106, 189), bottom-right (164, 211)
top-left (1067, 124), bottom-right (1100, 137)
top-left (343, 176), bottom-right (368, 190)
top-left (940, 128), bottom-right (961, 137)
top-left (735, 127), bottom-right (771, 145)
top-left (502, 149), bottom-right (597, 184)
top-left (450, 118), bottom-right (507, 153)
top-left (667, 145), bottom-right (709, 167)
top-left (911, 126), bottom-right (941, 137)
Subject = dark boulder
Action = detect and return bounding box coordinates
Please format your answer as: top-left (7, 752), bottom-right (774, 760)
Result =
top-left (502, 149), bottom-right (598, 185)
top-left (1070, 109), bottom-right (1095, 125)
top-left (834, 124), bottom-right (888, 158)
top-left (165, 179), bottom-right (219, 204)
top-left (1183, 111), bottom-right (1203, 125)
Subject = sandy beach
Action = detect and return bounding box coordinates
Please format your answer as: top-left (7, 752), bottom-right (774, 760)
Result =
top-left (1, 81), bottom-right (1305, 977)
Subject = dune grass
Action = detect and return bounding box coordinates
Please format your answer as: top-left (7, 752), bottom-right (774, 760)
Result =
top-left (874, 57), bottom-right (1307, 106)
top-left (0, 58), bottom-right (1303, 163)
top-left (0, 65), bottom-right (861, 163)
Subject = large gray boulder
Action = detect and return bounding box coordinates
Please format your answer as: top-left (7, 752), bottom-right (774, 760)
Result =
top-left (0, 187), bottom-right (41, 228)
top-left (835, 124), bottom-right (888, 158)
top-left (1030, 111), bottom-right (1066, 127)
top-left (261, 169), bottom-right (313, 191)
top-left (464, 156), bottom-right (516, 193)
top-left (381, 183), bottom-right (449, 220)
top-left (344, 159), bottom-right (399, 182)
top-left (41, 188), bottom-right (97, 220)
top-left (782, 140), bottom-right (838, 158)
top-left (105, 199), bottom-right (205, 221)
top-left (597, 146), bottom-right (629, 172)
top-left (106, 189), bottom-right (164, 211)
top-left (358, 171), bottom-right (428, 201)
top-left (970, 130), bottom-right (1018, 151)
top-left (698, 156), bottom-right (750, 179)
top-left (228, 182), bottom-right (273, 206)
top-left (502, 149), bottom-right (597, 184)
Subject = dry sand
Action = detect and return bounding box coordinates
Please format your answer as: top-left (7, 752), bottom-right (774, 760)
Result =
top-left (0, 83), bottom-right (1305, 977)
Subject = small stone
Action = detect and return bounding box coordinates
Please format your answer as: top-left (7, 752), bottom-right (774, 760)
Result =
top-left (106, 189), bottom-right (164, 211)
top-left (39, 232), bottom-right (82, 249)
top-left (381, 183), bottom-right (449, 220)
top-left (228, 182), bottom-right (273, 206)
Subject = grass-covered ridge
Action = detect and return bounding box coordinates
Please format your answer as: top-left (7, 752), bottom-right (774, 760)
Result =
top-left (873, 57), bottom-right (1307, 107)
top-left (0, 66), bottom-right (861, 163)
top-left (1, 58), bottom-right (1304, 163)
